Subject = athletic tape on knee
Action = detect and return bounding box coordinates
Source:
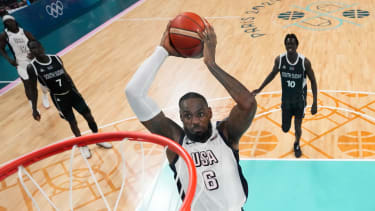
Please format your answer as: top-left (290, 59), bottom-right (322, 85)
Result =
top-left (125, 46), bottom-right (168, 121)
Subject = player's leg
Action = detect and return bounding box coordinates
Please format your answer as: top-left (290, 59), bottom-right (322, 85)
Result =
top-left (293, 100), bottom-right (305, 158)
top-left (17, 63), bottom-right (33, 102)
top-left (70, 90), bottom-right (97, 133)
top-left (67, 116), bottom-right (81, 137)
top-left (21, 78), bottom-right (33, 102)
top-left (39, 84), bottom-right (50, 108)
top-left (72, 89), bottom-right (112, 149)
top-left (18, 63), bottom-right (50, 109)
top-left (82, 112), bottom-right (98, 134)
top-left (52, 92), bottom-right (91, 158)
top-left (65, 109), bottom-right (93, 158)
top-left (293, 117), bottom-right (303, 158)
top-left (281, 102), bottom-right (293, 133)
top-left (55, 95), bottom-right (81, 136)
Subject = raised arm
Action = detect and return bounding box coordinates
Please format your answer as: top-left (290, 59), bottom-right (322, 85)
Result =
top-left (125, 23), bottom-right (184, 162)
top-left (305, 58), bottom-right (318, 115)
top-left (26, 64), bottom-right (41, 121)
top-left (198, 20), bottom-right (257, 150)
top-left (253, 56), bottom-right (280, 95)
top-left (0, 33), bottom-right (17, 66)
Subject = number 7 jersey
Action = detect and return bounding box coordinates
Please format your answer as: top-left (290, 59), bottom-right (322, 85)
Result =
top-left (170, 122), bottom-right (248, 211)
top-left (279, 52), bottom-right (307, 103)
top-left (29, 55), bottom-right (72, 94)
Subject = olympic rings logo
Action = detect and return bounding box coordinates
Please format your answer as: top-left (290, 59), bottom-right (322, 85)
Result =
top-left (46, 0), bottom-right (64, 18)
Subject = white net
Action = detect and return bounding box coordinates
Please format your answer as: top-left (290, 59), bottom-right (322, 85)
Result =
top-left (0, 133), bottom-right (196, 211)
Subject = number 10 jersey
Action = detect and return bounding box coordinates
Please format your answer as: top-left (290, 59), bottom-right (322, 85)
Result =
top-left (279, 52), bottom-right (307, 103)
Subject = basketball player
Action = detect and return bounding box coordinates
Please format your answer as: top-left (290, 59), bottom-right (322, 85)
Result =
top-left (253, 34), bottom-right (318, 158)
top-left (26, 40), bottom-right (112, 159)
top-left (126, 20), bottom-right (257, 210)
top-left (0, 15), bottom-right (50, 108)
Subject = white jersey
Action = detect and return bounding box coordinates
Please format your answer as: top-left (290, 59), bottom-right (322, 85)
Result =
top-left (5, 28), bottom-right (30, 62)
top-left (171, 123), bottom-right (248, 211)
top-left (5, 28), bottom-right (31, 80)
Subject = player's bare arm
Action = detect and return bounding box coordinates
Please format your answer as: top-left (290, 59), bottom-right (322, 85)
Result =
top-left (24, 31), bottom-right (37, 59)
top-left (253, 56), bottom-right (280, 95)
top-left (142, 113), bottom-right (184, 154)
top-left (198, 20), bottom-right (257, 150)
top-left (24, 31), bottom-right (36, 41)
top-left (305, 58), bottom-right (318, 115)
top-left (0, 33), bottom-right (17, 66)
top-left (26, 64), bottom-right (41, 121)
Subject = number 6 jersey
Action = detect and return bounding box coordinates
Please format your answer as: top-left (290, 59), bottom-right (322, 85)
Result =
top-left (170, 122), bottom-right (248, 211)
top-left (29, 55), bottom-right (72, 94)
top-left (279, 52), bottom-right (307, 103)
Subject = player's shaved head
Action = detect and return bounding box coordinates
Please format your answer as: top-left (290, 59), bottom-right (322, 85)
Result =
top-left (179, 92), bottom-right (208, 109)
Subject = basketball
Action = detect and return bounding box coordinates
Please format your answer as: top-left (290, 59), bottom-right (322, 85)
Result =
top-left (169, 12), bottom-right (205, 58)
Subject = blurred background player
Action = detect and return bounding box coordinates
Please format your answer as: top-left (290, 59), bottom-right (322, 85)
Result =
top-left (26, 40), bottom-right (112, 159)
top-left (0, 14), bottom-right (50, 108)
top-left (126, 20), bottom-right (257, 210)
top-left (253, 33), bottom-right (318, 158)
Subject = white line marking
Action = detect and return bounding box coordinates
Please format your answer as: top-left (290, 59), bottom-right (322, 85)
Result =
top-left (337, 142), bottom-right (375, 145)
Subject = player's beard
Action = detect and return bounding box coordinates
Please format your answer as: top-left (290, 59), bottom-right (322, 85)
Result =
top-left (185, 123), bottom-right (212, 143)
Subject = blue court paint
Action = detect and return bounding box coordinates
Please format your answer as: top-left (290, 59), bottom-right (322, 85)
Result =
top-left (145, 160), bottom-right (375, 211)
top-left (242, 160), bottom-right (375, 211)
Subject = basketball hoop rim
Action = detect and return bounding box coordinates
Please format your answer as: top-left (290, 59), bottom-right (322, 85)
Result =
top-left (0, 131), bottom-right (196, 211)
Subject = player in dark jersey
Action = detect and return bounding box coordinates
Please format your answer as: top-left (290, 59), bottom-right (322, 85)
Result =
top-left (253, 34), bottom-right (318, 158)
top-left (26, 40), bottom-right (112, 159)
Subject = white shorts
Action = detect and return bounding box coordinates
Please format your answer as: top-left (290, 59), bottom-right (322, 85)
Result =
top-left (16, 60), bottom-right (31, 80)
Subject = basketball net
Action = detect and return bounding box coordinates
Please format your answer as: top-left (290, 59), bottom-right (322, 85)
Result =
top-left (0, 132), bottom-right (197, 211)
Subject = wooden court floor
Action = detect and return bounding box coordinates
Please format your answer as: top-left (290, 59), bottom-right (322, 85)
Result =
top-left (1, 0), bottom-right (375, 210)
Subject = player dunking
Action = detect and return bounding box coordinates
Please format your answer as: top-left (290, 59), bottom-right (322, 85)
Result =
top-left (253, 34), bottom-right (318, 158)
top-left (126, 20), bottom-right (257, 210)
top-left (26, 40), bottom-right (112, 159)
top-left (0, 15), bottom-right (50, 108)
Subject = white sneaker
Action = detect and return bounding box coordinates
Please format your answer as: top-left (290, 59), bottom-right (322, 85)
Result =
top-left (42, 94), bottom-right (50, 108)
top-left (96, 142), bottom-right (113, 149)
top-left (80, 146), bottom-right (92, 159)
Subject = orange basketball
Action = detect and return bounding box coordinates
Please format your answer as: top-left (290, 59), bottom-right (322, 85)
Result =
top-left (169, 12), bottom-right (205, 58)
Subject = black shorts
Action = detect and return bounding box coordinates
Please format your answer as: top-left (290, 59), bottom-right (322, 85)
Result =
top-left (51, 89), bottom-right (90, 122)
top-left (281, 100), bottom-right (306, 120)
